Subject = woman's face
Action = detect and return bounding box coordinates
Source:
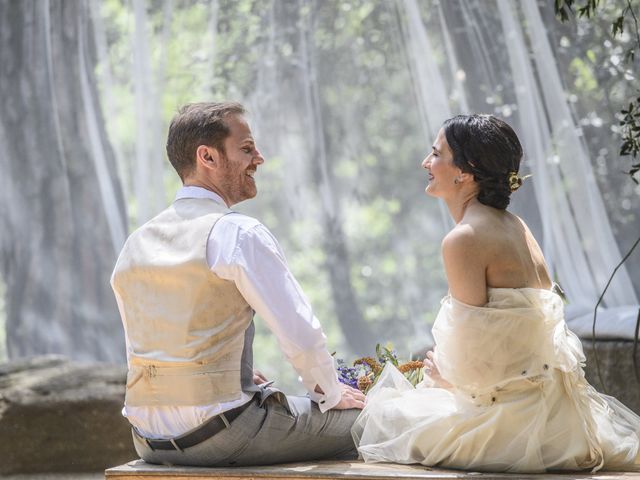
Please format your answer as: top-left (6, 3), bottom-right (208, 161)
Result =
top-left (421, 128), bottom-right (460, 198)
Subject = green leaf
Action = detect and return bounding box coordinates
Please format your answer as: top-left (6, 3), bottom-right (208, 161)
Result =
top-left (554, 0), bottom-right (573, 22)
top-left (612, 16), bottom-right (625, 36)
top-left (577, 0), bottom-right (599, 18)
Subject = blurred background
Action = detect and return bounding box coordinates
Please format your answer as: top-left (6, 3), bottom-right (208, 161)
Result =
top-left (0, 0), bottom-right (638, 394)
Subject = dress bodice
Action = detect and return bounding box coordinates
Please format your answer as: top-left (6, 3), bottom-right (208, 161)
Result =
top-left (432, 287), bottom-right (585, 396)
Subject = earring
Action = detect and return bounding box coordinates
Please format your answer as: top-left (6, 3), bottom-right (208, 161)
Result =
top-left (454, 178), bottom-right (460, 185)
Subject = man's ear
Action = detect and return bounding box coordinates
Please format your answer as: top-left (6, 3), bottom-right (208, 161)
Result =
top-left (195, 145), bottom-right (220, 170)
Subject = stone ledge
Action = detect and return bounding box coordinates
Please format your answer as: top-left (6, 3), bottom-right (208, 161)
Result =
top-left (0, 355), bottom-right (136, 475)
top-left (582, 340), bottom-right (640, 414)
top-left (105, 459), bottom-right (640, 480)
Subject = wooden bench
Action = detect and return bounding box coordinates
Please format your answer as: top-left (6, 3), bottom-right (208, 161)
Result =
top-left (105, 459), bottom-right (640, 479)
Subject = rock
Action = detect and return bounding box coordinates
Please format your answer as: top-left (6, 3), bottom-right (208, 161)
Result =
top-left (582, 340), bottom-right (640, 415)
top-left (0, 355), bottom-right (136, 475)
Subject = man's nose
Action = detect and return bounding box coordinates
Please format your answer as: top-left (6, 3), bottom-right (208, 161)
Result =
top-left (254, 149), bottom-right (265, 165)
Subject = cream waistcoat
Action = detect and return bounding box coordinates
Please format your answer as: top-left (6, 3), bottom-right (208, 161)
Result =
top-left (112, 198), bottom-right (256, 407)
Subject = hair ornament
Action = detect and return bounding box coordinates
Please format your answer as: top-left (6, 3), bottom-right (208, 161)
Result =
top-left (507, 171), bottom-right (532, 192)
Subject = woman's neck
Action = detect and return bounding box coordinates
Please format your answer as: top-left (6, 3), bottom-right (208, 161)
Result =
top-left (446, 194), bottom-right (479, 223)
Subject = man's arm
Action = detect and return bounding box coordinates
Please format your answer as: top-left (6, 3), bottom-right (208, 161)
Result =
top-left (209, 215), bottom-right (363, 411)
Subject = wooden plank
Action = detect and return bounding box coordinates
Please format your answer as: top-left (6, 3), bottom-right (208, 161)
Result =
top-left (105, 460), bottom-right (640, 480)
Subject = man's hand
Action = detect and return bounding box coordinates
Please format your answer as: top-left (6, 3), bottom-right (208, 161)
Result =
top-left (423, 350), bottom-right (452, 388)
top-left (253, 369), bottom-right (269, 385)
top-left (331, 383), bottom-right (366, 410)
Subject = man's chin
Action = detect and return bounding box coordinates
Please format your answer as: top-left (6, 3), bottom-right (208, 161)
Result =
top-left (235, 189), bottom-right (258, 204)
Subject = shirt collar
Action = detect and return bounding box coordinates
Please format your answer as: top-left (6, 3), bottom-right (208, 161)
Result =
top-left (175, 186), bottom-right (227, 206)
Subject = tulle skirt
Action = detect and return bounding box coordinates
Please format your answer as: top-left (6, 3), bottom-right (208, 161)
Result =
top-left (352, 364), bottom-right (640, 473)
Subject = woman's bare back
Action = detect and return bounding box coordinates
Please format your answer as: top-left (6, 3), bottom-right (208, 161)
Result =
top-left (475, 208), bottom-right (552, 290)
top-left (443, 202), bottom-right (552, 306)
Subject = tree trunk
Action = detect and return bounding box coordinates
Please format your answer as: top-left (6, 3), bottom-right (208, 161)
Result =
top-left (0, 0), bottom-right (127, 362)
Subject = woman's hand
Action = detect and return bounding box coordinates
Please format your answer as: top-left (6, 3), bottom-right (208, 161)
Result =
top-left (423, 351), bottom-right (452, 388)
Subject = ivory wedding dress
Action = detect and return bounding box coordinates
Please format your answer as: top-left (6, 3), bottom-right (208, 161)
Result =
top-left (352, 287), bottom-right (640, 473)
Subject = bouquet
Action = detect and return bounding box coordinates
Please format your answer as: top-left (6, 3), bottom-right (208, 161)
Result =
top-left (336, 343), bottom-right (424, 394)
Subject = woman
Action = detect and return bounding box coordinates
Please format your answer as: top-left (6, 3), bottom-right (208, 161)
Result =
top-left (352, 114), bottom-right (640, 473)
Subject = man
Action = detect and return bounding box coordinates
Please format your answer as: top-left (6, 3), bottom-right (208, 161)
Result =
top-left (111, 102), bottom-right (365, 467)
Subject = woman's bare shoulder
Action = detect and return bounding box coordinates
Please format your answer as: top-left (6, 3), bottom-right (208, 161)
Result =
top-left (444, 209), bottom-right (500, 250)
top-left (442, 222), bottom-right (479, 252)
top-left (441, 221), bottom-right (490, 267)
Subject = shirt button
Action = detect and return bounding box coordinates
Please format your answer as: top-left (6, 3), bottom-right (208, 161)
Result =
top-left (320, 400), bottom-right (325, 404)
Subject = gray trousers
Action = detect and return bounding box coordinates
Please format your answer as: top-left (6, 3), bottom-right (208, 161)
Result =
top-left (133, 394), bottom-right (360, 467)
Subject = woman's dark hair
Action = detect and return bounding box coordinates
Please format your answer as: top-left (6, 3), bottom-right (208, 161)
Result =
top-left (442, 114), bottom-right (524, 210)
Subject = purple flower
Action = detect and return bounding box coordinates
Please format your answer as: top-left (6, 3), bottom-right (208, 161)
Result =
top-left (336, 358), bottom-right (359, 389)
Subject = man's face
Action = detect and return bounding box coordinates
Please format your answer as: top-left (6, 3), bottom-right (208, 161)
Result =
top-left (215, 114), bottom-right (264, 206)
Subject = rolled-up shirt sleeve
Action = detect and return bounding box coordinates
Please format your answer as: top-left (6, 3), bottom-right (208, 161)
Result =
top-left (210, 216), bottom-right (342, 412)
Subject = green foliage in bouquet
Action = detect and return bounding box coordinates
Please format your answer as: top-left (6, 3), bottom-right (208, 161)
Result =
top-left (336, 343), bottom-right (424, 394)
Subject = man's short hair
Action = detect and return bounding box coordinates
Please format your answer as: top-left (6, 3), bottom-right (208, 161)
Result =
top-left (166, 101), bottom-right (246, 180)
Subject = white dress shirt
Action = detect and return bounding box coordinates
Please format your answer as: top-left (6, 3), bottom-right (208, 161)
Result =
top-left (115, 186), bottom-right (342, 438)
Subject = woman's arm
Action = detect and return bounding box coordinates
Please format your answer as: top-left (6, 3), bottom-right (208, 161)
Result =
top-left (442, 225), bottom-right (487, 306)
